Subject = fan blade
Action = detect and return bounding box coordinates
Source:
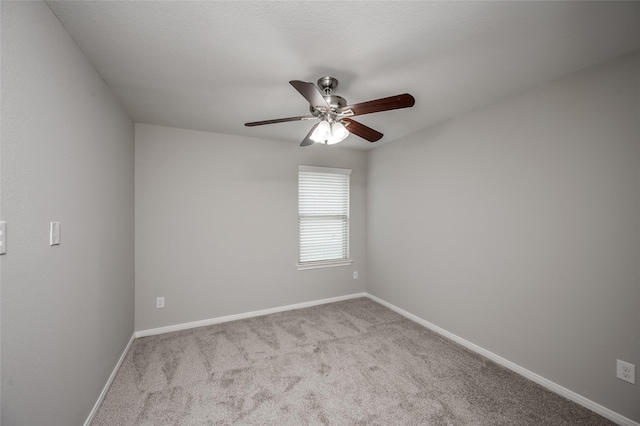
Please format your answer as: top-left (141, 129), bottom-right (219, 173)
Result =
top-left (245, 115), bottom-right (314, 127)
top-left (340, 93), bottom-right (415, 117)
top-left (290, 80), bottom-right (330, 110)
top-left (300, 123), bottom-right (318, 147)
top-left (343, 118), bottom-right (383, 142)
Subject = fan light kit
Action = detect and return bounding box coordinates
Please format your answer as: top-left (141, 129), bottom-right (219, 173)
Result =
top-left (310, 120), bottom-right (348, 144)
top-left (245, 77), bottom-right (415, 147)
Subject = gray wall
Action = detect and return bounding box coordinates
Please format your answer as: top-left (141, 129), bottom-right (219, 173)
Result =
top-left (135, 124), bottom-right (366, 331)
top-left (367, 51), bottom-right (640, 422)
top-left (0, 2), bottom-right (135, 425)
top-left (1, 3), bottom-right (636, 423)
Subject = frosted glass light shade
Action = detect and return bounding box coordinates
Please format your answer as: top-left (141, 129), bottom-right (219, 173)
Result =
top-left (329, 122), bottom-right (349, 144)
top-left (310, 120), bottom-right (350, 144)
top-left (310, 120), bottom-right (331, 142)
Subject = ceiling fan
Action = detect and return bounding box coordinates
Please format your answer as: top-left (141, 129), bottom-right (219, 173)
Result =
top-left (245, 77), bottom-right (415, 146)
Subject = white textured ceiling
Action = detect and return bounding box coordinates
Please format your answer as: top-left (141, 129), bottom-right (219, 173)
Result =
top-left (47, 1), bottom-right (640, 150)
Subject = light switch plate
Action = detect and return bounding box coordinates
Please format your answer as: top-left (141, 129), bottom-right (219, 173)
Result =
top-left (50, 222), bottom-right (60, 246)
top-left (0, 221), bottom-right (6, 254)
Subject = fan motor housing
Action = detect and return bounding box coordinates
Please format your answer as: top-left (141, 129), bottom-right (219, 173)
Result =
top-left (310, 95), bottom-right (347, 115)
top-left (309, 76), bottom-right (346, 115)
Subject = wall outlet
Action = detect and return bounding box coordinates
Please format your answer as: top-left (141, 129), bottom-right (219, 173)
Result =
top-left (616, 359), bottom-right (635, 384)
top-left (353, 271), bottom-right (358, 280)
top-left (156, 297), bottom-right (165, 309)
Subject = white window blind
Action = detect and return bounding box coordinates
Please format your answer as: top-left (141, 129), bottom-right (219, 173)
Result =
top-left (298, 166), bottom-right (352, 269)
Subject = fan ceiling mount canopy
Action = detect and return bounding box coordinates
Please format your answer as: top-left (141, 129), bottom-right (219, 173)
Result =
top-left (245, 77), bottom-right (415, 147)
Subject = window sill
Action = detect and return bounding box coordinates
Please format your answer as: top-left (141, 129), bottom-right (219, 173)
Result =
top-left (297, 259), bottom-right (353, 271)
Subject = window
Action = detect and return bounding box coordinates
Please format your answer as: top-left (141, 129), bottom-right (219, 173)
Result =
top-left (298, 165), bottom-right (352, 270)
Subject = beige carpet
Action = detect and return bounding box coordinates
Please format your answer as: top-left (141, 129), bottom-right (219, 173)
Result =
top-left (92, 298), bottom-right (613, 425)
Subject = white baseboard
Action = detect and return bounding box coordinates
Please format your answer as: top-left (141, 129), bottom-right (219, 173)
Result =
top-left (135, 292), bottom-right (367, 338)
top-left (84, 333), bottom-right (135, 426)
top-left (365, 293), bottom-right (639, 426)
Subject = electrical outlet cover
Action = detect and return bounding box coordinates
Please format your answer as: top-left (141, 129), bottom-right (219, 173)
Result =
top-left (616, 359), bottom-right (635, 384)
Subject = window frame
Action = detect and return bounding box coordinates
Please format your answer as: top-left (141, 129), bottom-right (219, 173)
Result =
top-left (297, 165), bottom-right (353, 270)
